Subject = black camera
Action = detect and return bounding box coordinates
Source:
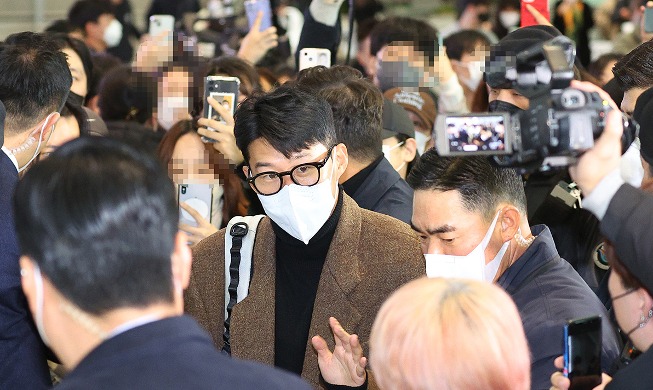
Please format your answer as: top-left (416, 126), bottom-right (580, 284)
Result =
top-left (437, 36), bottom-right (639, 173)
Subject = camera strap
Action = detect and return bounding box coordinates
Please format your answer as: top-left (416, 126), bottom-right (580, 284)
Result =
top-left (222, 215), bottom-right (265, 355)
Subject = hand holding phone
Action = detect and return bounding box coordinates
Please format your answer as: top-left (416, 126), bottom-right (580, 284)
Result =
top-left (245, 0), bottom-right (273, 31)
top-left (564, 316), bottom-right (602, 390)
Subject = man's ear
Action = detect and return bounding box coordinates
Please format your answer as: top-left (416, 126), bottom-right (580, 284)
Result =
top-left (334, 143), bottom-right (349, 177)
top-left (41, 112), bottom-right (60, 144)
top-left (499, 206), bottom-right (521, 242)
top-left (402, 138), bottom-right (418, 163)
top-left (171, 232), bottom-right (192, 291)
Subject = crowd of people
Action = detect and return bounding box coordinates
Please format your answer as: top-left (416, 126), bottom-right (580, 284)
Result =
top-left (3, 0), bottom-right (653, 389)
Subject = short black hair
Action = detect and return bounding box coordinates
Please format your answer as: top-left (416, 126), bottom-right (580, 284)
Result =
top-left (295, 65), bottom-right (383, 163)
top-left (14, 137), bottom-right (178, 315)
top-left (0, 32), bottom-right (71, 135)
top-left (612, 41), bottom-right (653, 92)
top-left (444, 30), bottom-right (491, 61)
top-left (407, 151), bottom-right (527, 220)
top-left (48, 33), bottom-right (94, 97)
top-left (234, 85), bottom-right (337, 162)
top-left (369, 17), bottom-right (439, 65)
top-left (67, 0), bottom-right (113, 32)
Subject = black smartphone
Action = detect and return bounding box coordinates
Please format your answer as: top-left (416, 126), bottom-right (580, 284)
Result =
top-left (564, 315), bottom-right (602, 390)
top-left (202, 76), bottom-right (240, 142)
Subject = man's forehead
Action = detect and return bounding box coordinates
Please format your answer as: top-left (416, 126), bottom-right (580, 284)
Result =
top-left (248, 139), bottom-right (328, 168)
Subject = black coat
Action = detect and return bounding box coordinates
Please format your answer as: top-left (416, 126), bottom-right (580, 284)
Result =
top-left (606, 347), bottom-right (653, 389)
top-left (57, 315), bottom-right (312, 389)
top-left (497, 225), bottom-right (621, 390)
top-left (0, 151), bottom-right (51, 389)
top-left (348, 157), bottom-right (413, 224)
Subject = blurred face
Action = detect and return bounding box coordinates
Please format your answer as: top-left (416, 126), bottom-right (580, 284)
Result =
top-left (407, 111), bottom-right (431, 137)
top-left (62, 47), bottom-right (87, 98)
top-left (607, 269), bottom-right (650, 349)
top-left (488, 86), bottom-right (530, 110)
top-left (382, 136), bottom-right (416, 179)
top-left (412, 189), bottom-right (504, 262)
top-left (87, 13), bottom-right (115, 42)
top-left (169, 132), bottom-right (215, 184)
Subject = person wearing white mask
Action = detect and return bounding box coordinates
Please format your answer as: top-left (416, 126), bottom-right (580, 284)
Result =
top-left (407, 152), bottom-right (621, 390)
top-left (68, 0), bottom-right (123, 54)
top-left (14, 137), bottom-right (312, 390)
top-left (0, 32), bottom-right (72, 389)
top-left (156, 63), bottom-right (195, 131)
top-left (185, 86), bottom-right (425, 389)
top-left (444, 30), bottom-right (491, 111)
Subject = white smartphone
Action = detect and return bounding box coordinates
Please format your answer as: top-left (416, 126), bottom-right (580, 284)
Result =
top-left (149, 14), bottom-right (175, 38)
top-left (178, 183), bottom-right (213, 227)
top-left (299, 48), bottom-right (331, 71)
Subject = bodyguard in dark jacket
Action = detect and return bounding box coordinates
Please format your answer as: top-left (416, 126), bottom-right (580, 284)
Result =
top-left (409, 153), bottom-right (619, 390)
top-left (295, 65), bottom-right (413, 223)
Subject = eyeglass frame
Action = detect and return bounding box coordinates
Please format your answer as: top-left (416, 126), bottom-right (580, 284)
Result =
top-left (245, 146), bottom-right (335, 196)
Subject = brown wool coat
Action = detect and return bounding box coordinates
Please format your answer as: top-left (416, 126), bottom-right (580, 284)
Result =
top-left (184, 193), bottom-right (426, 389)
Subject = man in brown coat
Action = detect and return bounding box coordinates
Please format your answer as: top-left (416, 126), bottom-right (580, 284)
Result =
top-left (185, 86), bottom-right (425, 389)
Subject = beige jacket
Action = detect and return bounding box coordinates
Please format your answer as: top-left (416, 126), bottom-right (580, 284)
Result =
top-left (184, 193), bottom-right (425, 389)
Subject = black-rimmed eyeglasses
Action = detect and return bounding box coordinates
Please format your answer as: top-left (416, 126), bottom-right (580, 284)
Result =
top-left (246, 147), bottom-right (334, 196)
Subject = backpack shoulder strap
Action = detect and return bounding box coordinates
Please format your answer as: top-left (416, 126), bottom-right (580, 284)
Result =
top-left (222, 215), bottom-right (265, 355)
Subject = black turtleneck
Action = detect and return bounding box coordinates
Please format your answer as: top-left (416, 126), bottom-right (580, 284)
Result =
top-left (272, 187), bottom-right (344, 375)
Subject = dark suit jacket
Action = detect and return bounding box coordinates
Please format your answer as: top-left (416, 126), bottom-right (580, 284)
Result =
top-left (57, 315), bottom-right (311, 389)
top-left (0, 151), bottom-right (51, 388)
top-left (605, 346), bottom-right (653, 389)
top-left (349, 158), bottom-right (414, 224)
top-left (185, 193), bottom-right (425, 389)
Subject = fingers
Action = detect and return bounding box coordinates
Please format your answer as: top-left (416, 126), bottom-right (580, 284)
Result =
top-left (311, 335), bottom-right (332, 360)
top-left (206, 96), bottom-right (235, 125)
top-left (554, 356), bottom-right (564, 369)
top-left (251, 10), bottom-right (263, 32)
top-left (180, 202), bottom-right (205, 223)
top-left (595, 108), bottom-right (624, 150)
top-left (550, 371), bottom-right (570, 390)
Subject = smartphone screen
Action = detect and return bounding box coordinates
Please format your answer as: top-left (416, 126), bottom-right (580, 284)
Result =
top-left (564, 316), bottom-right (602, 390)
top-left (521, 0), bottom-right (550, 27)
top-left (244, 0), bottom-right (273, 31)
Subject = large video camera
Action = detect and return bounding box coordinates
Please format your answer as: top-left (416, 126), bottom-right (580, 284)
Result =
top-left (436, 36), bottom-right (639, 173)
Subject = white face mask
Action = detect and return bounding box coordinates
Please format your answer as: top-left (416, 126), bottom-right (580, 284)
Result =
top-left (424, 211), bottom-right (509, 282)
top-left (157, 97), bottom-right (190, 130)
top-left (382, 141), bottom-right (406, 172)
top-left (103, 19), bottom-right (123, 48)
top-left (414, 131), bottom-right (431, 155)
top-left (32, 265), bottom-right (51, 347)
top-left (461, 60), bottom-right (484, 91)
top-left (11, 113), bottom-right (53, 173)
top-left (499, 11), bottom-right (520, 29)
top-left (257, 153), bottom-right (337, 244)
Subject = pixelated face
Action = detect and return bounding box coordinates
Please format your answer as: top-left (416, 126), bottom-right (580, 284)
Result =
top-left (62, 47), bottom-right (87, 98)
top-left (373, 42), bottom-right (435, 89)
top-left (160, 69), bottom-right (191, 100)
top-left (412, 189), bottom-right (502, 261)
top-left (169, 132), bottom-right (216, 184)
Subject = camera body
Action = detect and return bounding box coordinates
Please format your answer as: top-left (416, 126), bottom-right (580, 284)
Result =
top-left (437, 36), bottom-right (637, 172)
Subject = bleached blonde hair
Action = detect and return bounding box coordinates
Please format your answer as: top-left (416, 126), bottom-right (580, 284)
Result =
top-left (370, 277), bottom-right (531, 390)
